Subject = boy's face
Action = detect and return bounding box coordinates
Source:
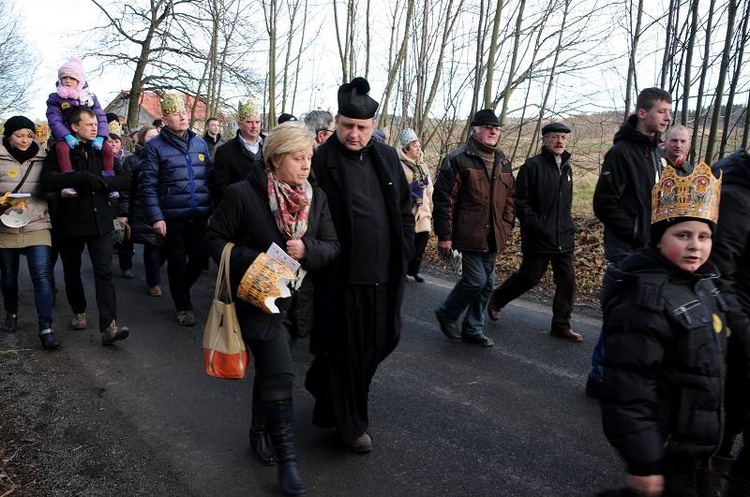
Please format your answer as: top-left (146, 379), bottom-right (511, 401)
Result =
top-left (658, 220), bottom-right (712, 273)
top-left (637, 100), bottom-right (672, 135)
top-left (71, 113), bottom-right (98, 142)
top-left (61, 76), bottom-right (79, 88)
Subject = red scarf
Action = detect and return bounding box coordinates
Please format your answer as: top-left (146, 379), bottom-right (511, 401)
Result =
top-left (267, 170), bottom-right (311, 240)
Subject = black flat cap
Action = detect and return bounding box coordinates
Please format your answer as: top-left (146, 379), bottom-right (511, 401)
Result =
top-left (278, 113), bottom-right (297, 124)
top-left (541, 122), bottom-right (571, 135)
top-left (470, 109), bottom-right (502, 127)
top-left (338, 77), bottom-right (379, 119)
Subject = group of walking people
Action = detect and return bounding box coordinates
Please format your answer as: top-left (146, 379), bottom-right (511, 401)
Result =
top-left (1, 54), bottom-right (748, 497)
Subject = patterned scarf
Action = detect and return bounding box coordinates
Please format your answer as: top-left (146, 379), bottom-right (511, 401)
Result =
top-left (267, 170), bottom-right (312, 240)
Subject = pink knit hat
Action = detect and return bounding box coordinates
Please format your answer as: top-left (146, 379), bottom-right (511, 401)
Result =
top-left (58, 57), bottom-right (86, 89)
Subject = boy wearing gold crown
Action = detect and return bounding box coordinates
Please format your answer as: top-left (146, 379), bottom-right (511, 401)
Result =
top-left (597, 163), bottom-right (750, 496)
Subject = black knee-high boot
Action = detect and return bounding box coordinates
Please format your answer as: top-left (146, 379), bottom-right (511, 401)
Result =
top-left (249, 384), bottom-right (275, 465)
top-left (263, 398), bottom-right (307, 496)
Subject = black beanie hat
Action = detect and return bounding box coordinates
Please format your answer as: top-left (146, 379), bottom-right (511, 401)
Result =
top-left (3, 116), bottom-right (36, 138)
top-left (649, 217), bottom-right (716, 247)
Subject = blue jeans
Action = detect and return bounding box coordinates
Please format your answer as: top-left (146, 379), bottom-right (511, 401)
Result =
top-left (439, 250), bottom-right (496, 336)
top-left (0, 245), bottom-right (54, 332)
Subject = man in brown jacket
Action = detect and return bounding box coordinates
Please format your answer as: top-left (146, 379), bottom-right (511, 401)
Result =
top-left (432, 109), bottom-right (515, 347)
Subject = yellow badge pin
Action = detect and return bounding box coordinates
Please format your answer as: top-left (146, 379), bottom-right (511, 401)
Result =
top-left (712, 313), bottom-right (723, 334)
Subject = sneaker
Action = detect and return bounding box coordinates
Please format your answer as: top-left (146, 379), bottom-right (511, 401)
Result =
top-left (149, 285), bottom-right (162, 297)
top-left (122, 268), bottom-right (134, 279)
top-left (39, 328), bottom-right (60, 349)
top-left (101, 320), bottom-right (130, 345)
top-left (177, 310), bottom-right (196, 327)
top-left (2, 313), bottom-right (17, 333)
top-left (585, 377), bottom-right (605, 400)
top-left (434, 309), bottom-right (461, 342)
top-left (70, 312), bottom-right (87, 330)
top-left (461, 332), bottom-right (494, 347)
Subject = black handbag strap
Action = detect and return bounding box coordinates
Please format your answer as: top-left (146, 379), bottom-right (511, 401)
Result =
top-left (12, 163), bottom-right (36, 194)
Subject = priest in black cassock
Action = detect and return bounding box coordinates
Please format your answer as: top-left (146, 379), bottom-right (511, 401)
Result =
top-left (305, 77), bottom-right (415, 453)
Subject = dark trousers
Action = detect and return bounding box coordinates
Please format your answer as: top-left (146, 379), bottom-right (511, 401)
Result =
top-left (143, 243), bottom-right (164, 287)
top-left (116, 237), bottom-right (134, 271)
top-left (490, 251), bottom-right (575, 332)
top-left (163, 217), bottom-right (208, 311)
top-left (59, 233), bottom-right (117, 331)
top-left (306, 284), bottom-right (388, 442)
top-left (247, 327), bottom-right (294, 402)
top-left (407, 231), bottom-right (429, 276)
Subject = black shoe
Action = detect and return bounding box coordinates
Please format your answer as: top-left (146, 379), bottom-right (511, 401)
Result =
top-left (2, 313), bottom-right (17, 333)
top-left (177, 310), bottom-right (196, 326)
top-left (412, 273), bottom-right (425, 283)
top-left (435, 309), bottom-right (461, 342)
top-left (122, 268), bottom-right (134, 279)
top-left (585, 377), bottom-right (605, 399)
top-left (461, 332), bottom-right (494, 347)
top-left (39, 328), bottom-right (60, 349)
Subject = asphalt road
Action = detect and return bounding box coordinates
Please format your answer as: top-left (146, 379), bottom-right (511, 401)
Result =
top-left (1, 248), bottom-right (625, 496)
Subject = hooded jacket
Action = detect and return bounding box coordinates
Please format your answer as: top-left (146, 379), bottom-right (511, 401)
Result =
top-left (593, 115), bottom-right (663, 263)
top-left (600, 247), bottom-right (750, 476)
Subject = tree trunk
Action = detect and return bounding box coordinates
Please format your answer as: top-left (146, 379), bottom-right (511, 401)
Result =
top-left (689, 0), bottom-right (716, 162)
top-left (623, 0), bottom-right (644, 119)
top-left (704, 0), bottom-right (737, 162)
top-left (680, 0), bottom-right (699, 126)
top-left (483, 0), bottom-right (505, 109)
top-left (499, 0), bottom-right (526, 124)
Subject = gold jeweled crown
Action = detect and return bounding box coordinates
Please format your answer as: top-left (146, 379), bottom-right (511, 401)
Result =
top-left (651, 162), bottom-right (721, 226)
top-left (160, 92), bottom-right (186, 117)
top-left (238, 99), bottom-right (259, 120)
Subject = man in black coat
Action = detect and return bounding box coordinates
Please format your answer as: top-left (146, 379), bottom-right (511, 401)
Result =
top-left (210, 100), bottom-right (263, 204)
top-left (587, 88), bottom-right (672, 397)
top-left (42, 107), bottom-right (131, 345)
top-left (305, 77), bottom-right (414, 454)
top-left (710, 149), bottom-right (750, 496)
top-left (488, 122), bottom-right (581, 342)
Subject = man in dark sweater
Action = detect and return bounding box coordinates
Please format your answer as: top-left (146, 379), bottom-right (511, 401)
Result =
top-left (305, 77), bottom-right (414, 454)
top-left (42, 107), bottom-right (131, 345)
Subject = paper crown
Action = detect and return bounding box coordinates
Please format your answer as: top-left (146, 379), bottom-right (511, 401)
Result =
top-left (160, 92), bottom-right (186, 117)
top-left (108, 120), bottom-right (123, 137)
top-left (238, 99), bottom-right (259, 120)
top-left (651, 162), bottom-right (721, 226)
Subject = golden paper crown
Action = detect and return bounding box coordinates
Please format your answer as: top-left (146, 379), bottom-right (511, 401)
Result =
top-left (238, 99), bottom-right (258, 120)
top-left (108, 120), bottom-right (123, 137)
top-left (651, 162), bottom-right (721, 226)
top-left (160, 92), bottom-right (186, 117)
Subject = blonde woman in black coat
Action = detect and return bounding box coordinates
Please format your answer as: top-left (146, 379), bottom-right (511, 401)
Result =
top-left (206, 122), bottom-right (339, 496)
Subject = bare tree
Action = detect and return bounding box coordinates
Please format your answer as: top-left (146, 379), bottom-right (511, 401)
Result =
top-left (623, 0), bottom-right (644, 118)
top-left (0, 1), bottom-right (35, 115)
top-left (719, 0), bottom-right (749, 156)
top-left (704, 0), bottom-right (737, 162)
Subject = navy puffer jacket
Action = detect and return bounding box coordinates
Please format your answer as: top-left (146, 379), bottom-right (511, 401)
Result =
top-left (139, 128), bottom-right (212, 223)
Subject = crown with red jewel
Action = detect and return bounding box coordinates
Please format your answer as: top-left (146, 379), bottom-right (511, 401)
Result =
top-left (651, 162), bottom-right (721, 225)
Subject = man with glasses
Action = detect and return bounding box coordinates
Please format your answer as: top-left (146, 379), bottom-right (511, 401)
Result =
top-left (303, 110), bottom-right (335, 149)
top-left (140, 92), bottom-right (212, 327)
top-left (210, 99), bottom-right (263, 204)
top-left (432, 109), bottom-right (515, 347)
top-left (488, 122), bottom-right (581, 342)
